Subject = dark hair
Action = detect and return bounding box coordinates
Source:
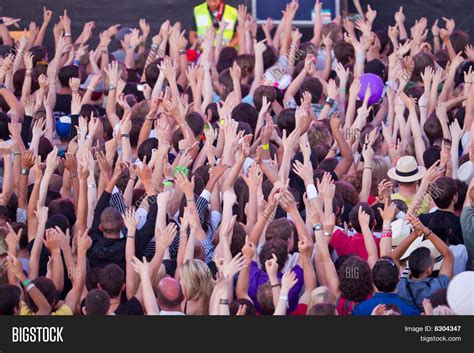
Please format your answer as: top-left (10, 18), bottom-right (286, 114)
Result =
top-left (45, 214), bottom-right (70, 233)
top-left (129, 117), bottom-right (145, 148)
top-left (308, 303), bottom-right (337, 316)
top-left (48, 198), bottom-right (77, 227)
top-left (145, 58), bottom-right (163, 88)
top-left (372, 257), bottom-right (399, 292)
top-left (229, 298), bottom-right (256, 316)
top-left (137, 137), bottom-right (158, 163)
top-left (265, 218), bottom-right (294, 243)
top-left (26, 277), bottom-right (57, 312)
top-left (0, 284), bottom-right (21, 315)
top-left (429, 177), bottom-right (457, 209)
top-left (429, 288), bottom-right (448, 308)
top-left (230, 223), bottom-right (246, 257)
top-left (411, 52), bottom-right (435, 82)
top-left (259, 238), bottom-right (288, 272)
top-left (277, 108), bottom-right (296, 134)
top-left (428, 214), bottom-right (450, 244)
top-left (334, 40), bottom-right (355, 66)
top-left (185, 112), bottom-right (205, 137)
top-left (86, 267), bottom-right (102, 291)
top-left (262, 45), bottom-right (278, 71)
top-left (424, 116), bottom-right (443, 145)
top-left (58, 65), bottom-right (80, 87)
top-left (216, 47), bottom-right (238, 73)
top-left (408, 247), bottom-right (433, 278)
top-left (236, 54), bottom-right (255, 78)
top-left (85, 289), bottom-right (110, 315)
top-left (454, 180), bottom-right (468, 212)
top-left (349, 202), bottom-right (375, 233)
top-left (450, 31), bottom-right (469, 56)
top-left (99, 264), bottom-right (125, 298)
top-left (338, 256), bottom-right (373, 302)
top-left (38, 137), bottom-right (53, 162)
top-left (29, 45), bottom-right (48, 66)
top-left (253, 85), bottom-right (277, 112)
top-left (371, 202), bottom-right (384, 232)
top-left (0, 112), bottom-right (11, 140)
top-left (423, 145), bottom-right (441, 169)
top-left (299, 77), bottom-right (323, 103)
top-left (231, 103), bottom-right (258, 133)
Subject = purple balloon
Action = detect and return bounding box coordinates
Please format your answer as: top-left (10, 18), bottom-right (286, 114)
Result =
top-left (358, 73), bottom-right (384, 105)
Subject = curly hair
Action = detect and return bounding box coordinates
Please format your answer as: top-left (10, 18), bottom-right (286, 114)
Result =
top-left (338, 256), bottom-right (373, 303)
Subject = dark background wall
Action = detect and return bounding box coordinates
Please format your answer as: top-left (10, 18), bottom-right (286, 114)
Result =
top-left (0, 0), bottom-right (472, 49)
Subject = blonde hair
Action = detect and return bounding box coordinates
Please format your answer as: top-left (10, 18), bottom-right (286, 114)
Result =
top-left (179, 259), bottom-right (214, 313)
top-left (372, 156), bottom-right (389, 183)
top-left (306, 286), bottom-right (336, 314)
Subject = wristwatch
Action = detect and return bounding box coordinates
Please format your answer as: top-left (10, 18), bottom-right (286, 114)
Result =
top-left (313, 223), bottom-right (323, 232)
top-left (178, 49), bottom-right (187, 55)
top-left (0, 83), bottom-right (6, 90)
top-left (20, 168), bottom-right (29, 176)
top-left (325, 97), bottom-right (335, 107)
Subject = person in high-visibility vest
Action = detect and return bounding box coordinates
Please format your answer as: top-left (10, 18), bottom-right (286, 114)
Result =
top-left (189, 0), bottom-right (238, 48)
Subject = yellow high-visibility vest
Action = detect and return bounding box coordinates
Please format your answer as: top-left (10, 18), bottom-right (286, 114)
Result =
top-left (194, 2), bottom-right (237, 45)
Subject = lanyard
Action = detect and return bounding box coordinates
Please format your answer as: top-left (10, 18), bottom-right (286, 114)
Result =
top-left (211, 2), bottom-right (225, 22)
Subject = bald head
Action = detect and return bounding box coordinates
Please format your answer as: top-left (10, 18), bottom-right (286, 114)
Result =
top-left (156, 277), bottom-right (184, 311)
top-left (100, 207), bottom-right (122, 235)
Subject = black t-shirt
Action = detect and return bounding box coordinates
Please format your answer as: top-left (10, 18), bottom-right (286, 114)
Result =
top-left (115, 296), bottom-right (144, 315)
top-left (54, 94), bottom-right (72, 116)
top-left (419, 210), bottom-right (463, 245)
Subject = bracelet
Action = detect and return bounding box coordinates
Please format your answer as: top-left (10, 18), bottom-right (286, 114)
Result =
top-left (163, 181), bottom-right (174, 187)
top-left (270, 283), bottom-right (280, 288)
top-left (260, 143), bottom-right (270, 151)
top-left (14, 152), bottom-right (22, 157)
top-left (174, 166), bottom-right (189, 176)
top-left (278, 295), bottom-right (288, 301)
top-left (381, 232), bottom-right (392, 238)
top-left (109, 84), bottom-right (117, 91)
top-left (73, 59), bottom-right (80, 66)
top-left (186, 198), bottom-right (195, 203)
top-left (88, 184), bottom-right (97, 189)
top-left (86, 134), bottom-right (93, 139)
top-left (121, 134), bottom-right (130, 138)
top-left (151, 44), bottom-right (159, 50)
top-left (339, 88), bottom-right (347, 93)
top-left (424, 230), bottom-right (433, 238)
top-left (363, 166), bottom-right (372, 170)
top-left (70, 172), bottom-right (78, 179)
top-left (22, 278), bottom-right (31, 287)
top-left (219, 299), bottom-right (229, 305)
top-left (64, 32), bottom-right (72, 37)
top-left (26, 283), bottom-right (36, 292)
top-left (163, 177), bottom-right (174, 183)
top-left (129, 177), bottom-right (137, 182)
top-left (127, 235), bottom-right (135, 239)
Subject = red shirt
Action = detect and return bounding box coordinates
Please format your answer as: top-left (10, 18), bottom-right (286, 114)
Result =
top-left (330, 229), bottom-right (381, 261)
top-left (290, 303), bottom-right (307, 316)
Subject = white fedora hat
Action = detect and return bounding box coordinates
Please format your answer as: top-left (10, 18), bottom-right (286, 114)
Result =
top-left (447, 271), bottom-right (474, 315)
top-left (391, 219), bottom-right (412, 247)
top-left (458, 161), bottom-right (473, 183)
top-left (387, 156), bottom-right (426, 183)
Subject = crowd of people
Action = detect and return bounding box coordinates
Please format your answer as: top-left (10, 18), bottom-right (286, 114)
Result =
top-left (0, 0), bottom-right (473, 316)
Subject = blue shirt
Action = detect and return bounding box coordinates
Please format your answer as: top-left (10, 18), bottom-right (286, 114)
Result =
top-left (397, 275), bottom-right (450, 310)
top-left (353, 292), bottom-right (420, 316)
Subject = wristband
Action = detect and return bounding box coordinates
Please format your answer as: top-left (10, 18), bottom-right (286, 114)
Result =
top-left (26, 283), bottom-right (36, 292)
top-left (306, 184), bottom-right (318, 200)
top-left (219, 299), bottom-right (229, 305)
top-left (356, 53), bottom-right (365, 64)
top-left (109, 84), bottom-right (117, 91)
top-left (121, 134), bottom-right (130, 138)
top-left (64, 32), bottom-right (72, 37)
top-left (88, 184), bottom-right (97, 189)
top-left (179, 49), bottom-right (187, 55)
top-left (219, 119), bottom-right (226, 126)
top-left (70, 172), bottom-right (78, 179)
top-left (14, 152), bottom-right (22, 157)
top-left (151, 43), bottom-right (159, 50)
top-left (73, 59), bottom-right (80, 66)
top-left (174, 166), bottom-right (189, 176)
top-left (381, 232), bottom-right (392, 238)
top-left (260, 143), bottom-right (270, 151)
top-left (22, 279), bottom-right (31, 287)
top-left (278, 295), bottom-right (289, 303)
top-left (163, 181), bottom-right (173, 187)
top-left (270, 282), bottom-right (280, 288)
top-left (127, 235), bottom-right (135, 239)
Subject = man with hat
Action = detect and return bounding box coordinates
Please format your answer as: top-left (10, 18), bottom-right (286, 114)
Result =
top-left (189, 0), bottom-right (238, 48)
top-left (388, 156), bottom-right (437, 216)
